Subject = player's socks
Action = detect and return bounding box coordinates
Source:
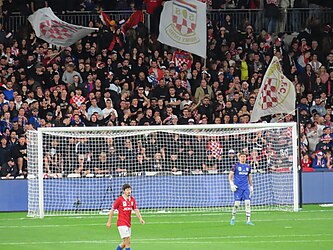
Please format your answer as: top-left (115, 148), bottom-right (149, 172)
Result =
top-left (125, 248), bottom-right (131, 250)
top-left (230, 218), bottom-right (235, 225)
top-left (116, 245), bottom-right (122, 250)
top-left (245, 200), bottom-right (252, 225)
top-left (232, 201), bottom-right (240, 218)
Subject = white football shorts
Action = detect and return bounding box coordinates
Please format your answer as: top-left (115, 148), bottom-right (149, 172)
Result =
top-left (118, 226), bottom-right (131, 238)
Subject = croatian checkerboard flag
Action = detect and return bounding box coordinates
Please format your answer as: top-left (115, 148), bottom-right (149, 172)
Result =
top-left (28, 8), bottom-right (98, 47)
top-left (250, 56), bottom-right (296, 123)
top-left (158, 0), bottom-right (206, 58)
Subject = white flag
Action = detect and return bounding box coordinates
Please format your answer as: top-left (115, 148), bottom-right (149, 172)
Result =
top-left (158, 0), bottom-right (206, 58)
top-left (28, 8), bottom-right (98, 47)
top-left (250, 56), bottom-right (296, 123)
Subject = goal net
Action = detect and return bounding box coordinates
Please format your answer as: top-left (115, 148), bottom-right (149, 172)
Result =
top-left (27, 123), bottom-right (299, 217)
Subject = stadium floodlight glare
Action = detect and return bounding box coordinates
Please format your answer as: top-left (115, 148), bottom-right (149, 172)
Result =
top-left (27, 123), bottom-right (299, 218)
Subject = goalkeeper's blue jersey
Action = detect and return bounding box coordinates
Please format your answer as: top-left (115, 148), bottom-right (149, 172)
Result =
top-left (231, 162), bottom-right (251, 190)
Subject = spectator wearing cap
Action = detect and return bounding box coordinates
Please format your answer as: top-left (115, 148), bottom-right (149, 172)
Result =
top-left (312, 151), bottom-right (328, 169)
top-left (0, 157), bottom-right (18, 179)
top-left (310, 98), bottom-right (326, 117)
top-left (316, 133), bottom-right (333, 153)
top-left (221, 149), bottom-right (237, 172)
top-left (28, 108), bottom-right (40, 129)
top-left (62, 63), bottom-right (83, 85)
top-left (119, 66), bottom-right (134, 90)
top-left (178, 108), bottom-right (191, 125)
top-left (45, 112), bottom-right (56, 127)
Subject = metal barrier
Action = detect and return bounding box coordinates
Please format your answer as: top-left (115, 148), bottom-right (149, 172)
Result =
top-left (208, 8), bottom-right (333, 33)
top-left (1, 8), bottom-right (332, 35)
top-left (1, 11), bottom-right (135, 33)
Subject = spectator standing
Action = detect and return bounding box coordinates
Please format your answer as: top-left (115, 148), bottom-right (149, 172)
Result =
top-left (264, 0), bottom-right (280, 34)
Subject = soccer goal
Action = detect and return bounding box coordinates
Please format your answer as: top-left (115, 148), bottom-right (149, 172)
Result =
top-left (27, 122), bottom-right (299, 218)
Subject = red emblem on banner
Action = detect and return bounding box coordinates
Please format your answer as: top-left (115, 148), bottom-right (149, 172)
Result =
top-left (40, 20), bottom-right (78, 40)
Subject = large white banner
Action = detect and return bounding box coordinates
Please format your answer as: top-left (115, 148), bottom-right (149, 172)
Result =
top-left (250, 56), bottom-right (296, 123)
top-left (28, 8), bottom-right (98, 47)
top-left (158, 0), bottom-right (206, 58)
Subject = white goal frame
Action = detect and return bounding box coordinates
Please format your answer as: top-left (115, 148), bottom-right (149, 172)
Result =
top-left (27, 122), bottom-right (299, 218)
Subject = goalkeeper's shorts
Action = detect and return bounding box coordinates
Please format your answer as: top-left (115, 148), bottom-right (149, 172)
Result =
top-left (234, 188), bottom-right (251, 201)
top-left (118, 226), bottom-right (131, 239)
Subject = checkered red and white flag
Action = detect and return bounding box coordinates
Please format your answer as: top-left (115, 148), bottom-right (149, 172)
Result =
top-left (28, 7), bottom-right (98, 47)
top-left (158, 0), bottom-right (206, 58)
top-left (250, 56), bottom-right (296, 123)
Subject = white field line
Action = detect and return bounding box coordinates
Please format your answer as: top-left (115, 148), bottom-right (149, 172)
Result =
top-left (0, 217), bottom-right (333, 229)
top-left (0, 209), bottom-right (332, 221)
top-left (1, 236), bottom-right (333, 246)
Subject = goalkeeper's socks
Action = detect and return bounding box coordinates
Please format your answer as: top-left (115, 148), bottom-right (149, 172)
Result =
top-left (116, 245), bottom-right (122, 250)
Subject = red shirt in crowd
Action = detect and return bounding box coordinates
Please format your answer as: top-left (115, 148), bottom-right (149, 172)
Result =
top-left (144, 0), bottom-right (163, 14)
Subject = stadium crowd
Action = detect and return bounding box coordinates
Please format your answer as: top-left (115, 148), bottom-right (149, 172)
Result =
top-left (0, 0), bottom-right (333, 178)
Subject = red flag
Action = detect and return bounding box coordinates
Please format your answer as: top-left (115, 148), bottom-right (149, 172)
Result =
top-left (99, 11), bottom-right (112, 27)
top-left (173, 50), bottom-right (193, 69)
top-left (121, 10), bottom-right (144, 32)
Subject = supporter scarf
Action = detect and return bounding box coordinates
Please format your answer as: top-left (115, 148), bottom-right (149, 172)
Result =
top-left (108, 35), bottom-right (123, 51)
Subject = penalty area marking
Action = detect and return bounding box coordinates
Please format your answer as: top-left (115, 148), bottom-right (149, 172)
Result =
top-left (320, 204), bottom-right (333, 207)
top-left (1, 237), bottom-right (333, 246)
top-left (1, 217), bottom-right (333, 229)
top-left (0, 208), bottom-right (332, 221)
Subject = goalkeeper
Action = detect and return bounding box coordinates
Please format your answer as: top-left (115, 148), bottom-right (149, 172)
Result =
top-left (228, 152), bottom-right (254, 226)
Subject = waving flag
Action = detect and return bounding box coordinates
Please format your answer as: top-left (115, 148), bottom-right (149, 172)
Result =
top-left (158, 0), bottom-right (206, 58)
top-left (99, 11), bottom-right (112, 27)
top-left (250, 56), bottom-right (296, 123)
top-left (28, 7), bottom-right (98, 47)
top-left (122, 10), bottom-right (144, 32)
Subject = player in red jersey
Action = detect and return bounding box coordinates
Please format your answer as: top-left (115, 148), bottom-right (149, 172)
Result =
top-left (106, 184), bottom-right (145, 250)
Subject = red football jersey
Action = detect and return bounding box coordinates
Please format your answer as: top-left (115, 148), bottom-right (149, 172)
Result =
top-left (112, 195), bottom-right (137, 227)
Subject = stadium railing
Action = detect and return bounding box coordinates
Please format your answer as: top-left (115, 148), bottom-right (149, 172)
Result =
top-left (1, 8), bottom-right (332, 34)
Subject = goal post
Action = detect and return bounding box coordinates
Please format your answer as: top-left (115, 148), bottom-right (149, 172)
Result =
top-left (27, 122), bottom-right (299, 218)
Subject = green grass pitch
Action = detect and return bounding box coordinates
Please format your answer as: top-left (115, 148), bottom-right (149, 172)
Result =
top-left (0, 205), bottom-right (332, 250)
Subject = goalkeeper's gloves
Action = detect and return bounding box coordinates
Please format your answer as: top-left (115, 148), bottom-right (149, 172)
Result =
top-left (230, 182), bottom-right (238, 192)
top-left (250, 186), bottom-right (254, 196)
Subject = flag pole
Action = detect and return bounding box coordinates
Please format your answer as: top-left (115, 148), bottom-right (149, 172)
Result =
top-left (296, 107), bottom-right (303, 209)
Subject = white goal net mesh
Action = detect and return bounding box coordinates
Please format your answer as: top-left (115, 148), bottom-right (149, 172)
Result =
top-left (27, 123), bottom-right (298, 217)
